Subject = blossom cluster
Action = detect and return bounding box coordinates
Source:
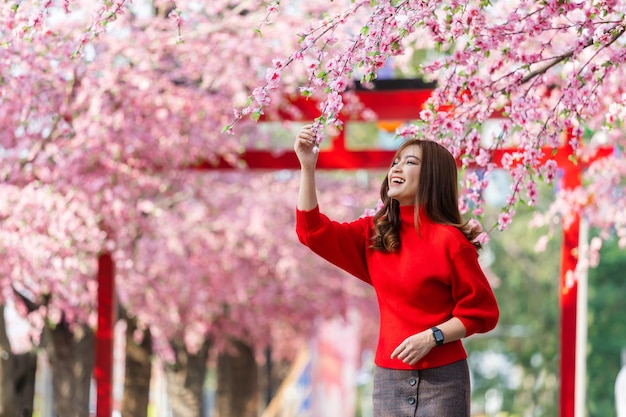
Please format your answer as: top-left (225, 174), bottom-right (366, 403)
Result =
top-left (233, 0), bottom-right (626, 270)
top-left (1, 0), bottom-right (376, 364)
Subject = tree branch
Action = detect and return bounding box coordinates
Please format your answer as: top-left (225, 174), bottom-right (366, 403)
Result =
top-left (520, 23), bottom-right (626, 85)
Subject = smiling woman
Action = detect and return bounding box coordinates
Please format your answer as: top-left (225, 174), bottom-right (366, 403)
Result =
top-left (387, 144), bottom-right (421, 206)
top-left (292, 124), bottom-right (499, 417)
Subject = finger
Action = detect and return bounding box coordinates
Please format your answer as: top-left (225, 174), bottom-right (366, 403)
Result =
top-left (299, 125), bottom-right (313, 136)
top-left (296, 137), bottom-right (315, 148)
top-left (399, 349), bottom-right (418, 364)
top-left (297, 131), bottom-right (313, 143)
top-left (390, 345), bottom-right (403, 359)
top-left (393, 347), bottom-right (410, 361)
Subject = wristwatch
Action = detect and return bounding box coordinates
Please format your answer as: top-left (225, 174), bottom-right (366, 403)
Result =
top-left (431, 327), bottom-right (444, 346)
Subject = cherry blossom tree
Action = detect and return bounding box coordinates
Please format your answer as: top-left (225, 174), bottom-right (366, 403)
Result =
top-left (115, 169), bottom-right (377, 415)
top-left (1, 0), bottom-right (372, 415)
top-left (0, 183), bottom-right (104, 415)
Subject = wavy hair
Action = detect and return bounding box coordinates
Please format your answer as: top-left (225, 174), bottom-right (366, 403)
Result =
top-left (370, 139), bottom-right (482, 252)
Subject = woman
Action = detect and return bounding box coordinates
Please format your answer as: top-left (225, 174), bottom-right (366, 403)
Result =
top-left (294, 124), bottom-right (499, 417)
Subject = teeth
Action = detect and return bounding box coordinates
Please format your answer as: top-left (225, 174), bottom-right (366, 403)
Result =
top-left (392, 178), bottom-right (405, 184)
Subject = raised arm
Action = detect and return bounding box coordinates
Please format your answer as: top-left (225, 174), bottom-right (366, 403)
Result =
top-left (294, 124), bottom-right (319, 211)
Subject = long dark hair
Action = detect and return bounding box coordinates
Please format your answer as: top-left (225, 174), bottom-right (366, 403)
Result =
top-left (370, 139), bottom-right (482, 252)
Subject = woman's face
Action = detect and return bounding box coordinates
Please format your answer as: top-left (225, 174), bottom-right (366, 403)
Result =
top-left (387, 144), bottom-right (422, 206)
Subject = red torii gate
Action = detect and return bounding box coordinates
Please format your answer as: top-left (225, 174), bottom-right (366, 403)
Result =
top-left (94, 79), bottom-right (612, 417)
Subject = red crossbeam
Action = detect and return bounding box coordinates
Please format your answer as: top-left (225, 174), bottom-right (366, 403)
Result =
top-left (195, 145), bottom-right (613, 171)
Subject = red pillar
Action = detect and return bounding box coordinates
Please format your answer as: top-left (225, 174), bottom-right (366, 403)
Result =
top-left (95, 252), bottom-right (115, 417)
top-left (559, 215), bottom-right (579, 417)
top-left (559, 143), bottom-right (581, 417)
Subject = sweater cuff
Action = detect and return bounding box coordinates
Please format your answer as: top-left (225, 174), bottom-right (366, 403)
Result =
top-left (457, 314), bottom-right (497, 337)
top-left (295, 205), bottom-right (323, 232)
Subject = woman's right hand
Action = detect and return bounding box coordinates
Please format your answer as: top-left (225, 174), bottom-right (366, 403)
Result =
top-left (294, 124), bottom-right (319, 170)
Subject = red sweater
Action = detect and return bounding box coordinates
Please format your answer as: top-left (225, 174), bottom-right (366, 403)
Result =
top-left (296, 204), bottom-right (499, 370)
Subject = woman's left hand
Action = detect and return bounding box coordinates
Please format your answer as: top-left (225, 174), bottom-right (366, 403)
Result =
top-left (390, 331), bottom-right (434, 365)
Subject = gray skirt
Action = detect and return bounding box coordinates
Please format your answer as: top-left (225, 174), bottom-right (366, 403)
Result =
top-left (372, 360), bottom-right (470, 417)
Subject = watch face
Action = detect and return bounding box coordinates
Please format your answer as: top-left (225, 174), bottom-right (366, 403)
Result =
top-left (432, 327), bottom-right (444, 344)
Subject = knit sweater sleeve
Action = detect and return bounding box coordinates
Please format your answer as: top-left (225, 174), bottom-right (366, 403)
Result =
top-left (295, 205), bottom-right (372, 285)
top-left (450, 245), bottom-right (500, 336)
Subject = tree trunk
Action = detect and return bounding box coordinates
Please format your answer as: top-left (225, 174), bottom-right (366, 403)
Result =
top-left (121, 319), bottom-right (152, 417)
top-left (0, 305), bottom-right (38, 417)
top-left (8, 353), bottom-right (37, 417)
top-left (259, 347), bottom-right (291, 409)
top-left (215, 340), bottom-right (258, 417)
top-left (164, 338), bottom-right (210, 417)
top-left (0, 304), bottom-right (17, 417)
top-left (44, 322), bottom-right (94, 417)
